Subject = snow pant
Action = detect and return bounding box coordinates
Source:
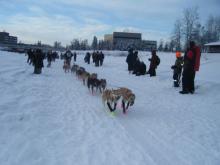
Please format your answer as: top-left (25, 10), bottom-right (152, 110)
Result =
top-left (182, 69), bottom-right (195, 92)
top-left (34, 67), bottom-right (42, 74)
top-left (173, 73), bottom-right (181, 87)
top-left (27, 57), bottom-right (32, 65)
top-left (128, 63), bottom-right (134, 73)
top-left (47, 61), bottom-right (51, 67)
top-left (148, 67), bottom-right (156, 77)
top-left (100, 60), bottom-right (103, 66)
top-left (95, 61), bottom-right (99, 67)
top-left (27, 57), bottom-right (30, 63)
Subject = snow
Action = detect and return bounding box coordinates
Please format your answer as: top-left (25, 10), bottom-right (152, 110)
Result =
top-left (0, 50), bottom-right (220, 165)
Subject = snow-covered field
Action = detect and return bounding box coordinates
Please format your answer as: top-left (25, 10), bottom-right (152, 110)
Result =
top-left (0, 50), bottom-right (220, 165)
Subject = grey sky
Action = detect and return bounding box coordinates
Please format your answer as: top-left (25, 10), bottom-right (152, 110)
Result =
top-left (0, 0), bottom-right (219, 45)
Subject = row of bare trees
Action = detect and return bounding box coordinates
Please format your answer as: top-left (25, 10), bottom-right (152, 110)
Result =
top-left (169, 7), bottom-right (220, 51)
top-left (53, 36), bottom-right (112, 51)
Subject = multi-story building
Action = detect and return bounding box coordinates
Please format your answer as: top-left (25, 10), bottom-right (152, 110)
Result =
top-left (104, 32), bottom-right (157, 51)
top-left (205, 41), bottom-right (220, 53)
top-left (0, 31), bottom-right (18, 44)
top-left (113, 32), bottom-right (141, 50)
top-left (104, 34), bottom-right (113, 43)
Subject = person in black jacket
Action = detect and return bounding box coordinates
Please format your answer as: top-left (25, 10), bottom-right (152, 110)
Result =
top-left (171, 52), bottom-right (184, 87)
top-left (47, 50), bottom-right (53, 67)
top-left (133, 58), bottom-right (147, 76)
top-left (32, 49), bottom-right (44, 74)
top-left (73, 52), bottom-right (77, 62)
top-left (139, 61), bottom-right (147, 75)
top-left (26, 49), bottom-right (34, 65)
top-left (94, 51), bottom-right (99, 67)
top-left (84, 52), bottom-right (91, 64)
top-left (126, 48), bottom-right (137, 74)
top-left (180, 41), bottom-right (197, 94)
top-left (100, 51), bottom-right (104, 66)
top-left (64, 50), bottom-right (73, 66)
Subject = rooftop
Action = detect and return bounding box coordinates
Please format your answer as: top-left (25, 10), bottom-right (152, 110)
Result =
top-left (205, 41), bottom-right (220, 46)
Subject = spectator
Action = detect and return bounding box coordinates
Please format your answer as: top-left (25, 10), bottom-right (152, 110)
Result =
top-left (147, 50), bottom-right (160, 77)
top-left (32, 49), bottom-right (44, 74)
top-left (73, 52), bottom-right (77, 62)
top-left (126, 48), bottom-right (137, 74)
top-left (100, 51), bottom-right (105, 66)
top-left (171, 51), bottom-right (184, 87)
top-left (180, 41), bottom-right (201, 94)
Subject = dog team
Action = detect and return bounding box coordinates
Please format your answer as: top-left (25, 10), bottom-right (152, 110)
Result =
top-left (63, 61), bottom-right (136, 115)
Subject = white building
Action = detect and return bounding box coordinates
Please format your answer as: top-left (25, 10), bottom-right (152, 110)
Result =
top-left (205, 41), bottom-right (220, 53)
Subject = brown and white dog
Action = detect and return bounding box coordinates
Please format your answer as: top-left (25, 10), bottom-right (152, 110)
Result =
top-left (71, 64), bottom-right (79, 74)
top-left (80, 71), bottom-right (90, 85)
top-left (63, 61), bottom-right (71, 73)
top-left (102, 89), bottom-right (121, 112)
top-left (97, 79), bottom-right (107, 93)
top-left (112, 87), bottom-right (135, 114)
top-left (87, 73), bottom-right (99, 94)
top-left (76, 67), bottom-right (86, 78)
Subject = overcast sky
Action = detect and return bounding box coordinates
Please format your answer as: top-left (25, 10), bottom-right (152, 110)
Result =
top-left (0, 0), bottom-right (219, 45)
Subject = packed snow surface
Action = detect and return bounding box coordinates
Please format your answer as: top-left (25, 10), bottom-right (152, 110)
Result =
top-left (0, 50), bottom-right (220, 165)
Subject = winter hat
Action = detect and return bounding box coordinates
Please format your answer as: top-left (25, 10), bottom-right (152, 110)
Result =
top-left (176, 51), bottom-right (181, 58)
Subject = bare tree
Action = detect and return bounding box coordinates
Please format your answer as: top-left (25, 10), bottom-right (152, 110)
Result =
top-left (80, 39), bottom-right (89, 50)
top-left (182, 7), bottom-right (200, 48)
top-left (170, 7), bottom-right (220, 51)
top-left (91, 36), bottom-right (98, 50)
top-left (70, 39), bottom-right (80, 50)
top-left (172, 19), bottom-right (182, 50)
top-left (158, 39), bottom-right (164, 51)
top-left (205, 15), bottom-right (220, 42)
top-left (54, 41), bottom-right (61, 49)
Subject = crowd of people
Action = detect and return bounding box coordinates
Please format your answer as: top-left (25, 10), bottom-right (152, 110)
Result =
top-left (84, 51), bottom-right (105, 67)
top-left (26, 49), bottom-right (44, 74)
top-left (126, 48), bottom-right (160, 76)
top-left (26, 49), bottom-right (68, 74)
top-left (26, 40), bottom-right (201, 95)
top-left (125, 40), bottom-right (201, 94)
top-left (170, 41), bottom-right (201, 94)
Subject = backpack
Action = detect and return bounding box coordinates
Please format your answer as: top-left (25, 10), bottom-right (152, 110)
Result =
top-left (156, 55), bottom-right (160, 66)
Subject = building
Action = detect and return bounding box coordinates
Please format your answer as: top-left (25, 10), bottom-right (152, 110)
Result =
top-left (204, 41), bottom-right (220, 53)
top-left (113, 32), bottom-right (142, 50)
top-left (141, 40), bottom-right (157, 51)
top-left (104, 34), bottom-right (113, 42)
top-left (0, 31), bottom-right (18, 44)
top-left (104, 32), bottom-right (157, 51)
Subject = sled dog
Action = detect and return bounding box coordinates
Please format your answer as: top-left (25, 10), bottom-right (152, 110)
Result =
top-left (71, 64), bottom-right (79, 74)
top-left (102, 89), bottom-right (121, 112)
top-left (80, 71), bottom-right (90, 85)
top-left (63, 61), bottom-right (71, 73)
top-left (97, 79), bottom-right (107, 93)
top-left (87, 73), bottom-right (98, 94)
top-left (112, 87), bottom-right (135, 113)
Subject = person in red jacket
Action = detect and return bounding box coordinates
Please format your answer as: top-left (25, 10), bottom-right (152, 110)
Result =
top-left (180, 41), bottom-right (200, 94)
